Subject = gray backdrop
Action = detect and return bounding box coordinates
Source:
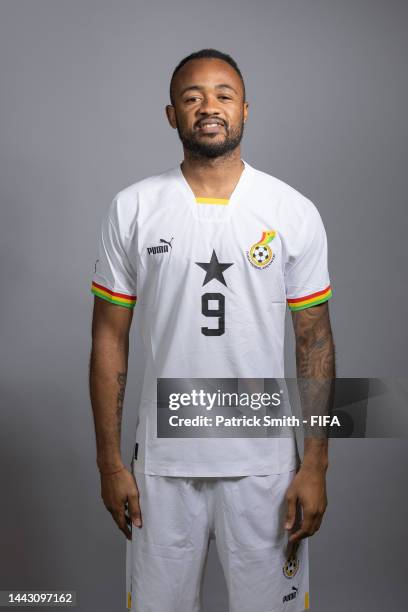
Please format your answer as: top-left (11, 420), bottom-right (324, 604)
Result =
top-left (1, 0), bottom-right (407, 610)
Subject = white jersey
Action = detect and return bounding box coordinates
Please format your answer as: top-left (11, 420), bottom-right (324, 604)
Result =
top-left (91, 159), bottom-right (332, 476)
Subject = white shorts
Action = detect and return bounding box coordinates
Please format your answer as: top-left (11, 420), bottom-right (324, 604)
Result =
top-left (126, 469), bottom-right (309, 612)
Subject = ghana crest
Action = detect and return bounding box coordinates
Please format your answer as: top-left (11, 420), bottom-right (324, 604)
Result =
top-left (283, 541), bottom-right (300, 579)
top-left (246, 230), bottom-right (276, 269)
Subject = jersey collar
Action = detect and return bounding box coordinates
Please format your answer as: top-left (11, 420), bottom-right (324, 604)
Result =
top-left (175, 159), bottom-right (254, 222)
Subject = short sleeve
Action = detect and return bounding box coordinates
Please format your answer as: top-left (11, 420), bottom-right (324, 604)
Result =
top-left (285, 204), bottom-right (332, 311)
top-left (90, 196), bottom-right (137, 309)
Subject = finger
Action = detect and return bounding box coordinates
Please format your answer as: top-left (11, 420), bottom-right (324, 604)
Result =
top-left (285, 539), bottom-right (296, 560)
top-left (284, 494), bottom-right (297, 530)
top-left (128, 492), bottom-right (142, 528)
top-left (288, 525), bottom-right (308, 543)
top-left (306, 506), bottom-right (325, 534)
top-left (289, 514), bottom-right (314, 543)
top-left (310, 513), bottom-right (324, 535)
top-left (113, 507), bottom-right (132, 540)
top-left (289, 515), bottom-right (323, 542)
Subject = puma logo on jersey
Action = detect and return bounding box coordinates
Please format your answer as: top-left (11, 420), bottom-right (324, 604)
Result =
top-left (160, 237), bottom-right (174, 249)
top-left (147, 237), bottom-right (174, 255)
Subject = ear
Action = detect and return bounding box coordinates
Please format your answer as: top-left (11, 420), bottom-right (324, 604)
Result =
top-left (165, 104), bottom-right (177, 128)
top-left (243, 101), bottom-right (249, 123)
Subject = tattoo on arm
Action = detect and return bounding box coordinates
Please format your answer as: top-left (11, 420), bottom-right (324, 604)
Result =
top-left (292, 304), bottom-right (336, 439)
top-left (116, 371), bottom-right (127, 438)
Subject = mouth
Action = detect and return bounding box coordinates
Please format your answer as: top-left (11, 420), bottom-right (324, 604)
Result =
top-left (195, 120), bottom-right (226, 135)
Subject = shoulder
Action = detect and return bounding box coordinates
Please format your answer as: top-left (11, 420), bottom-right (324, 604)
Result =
top-left (250, 165), bottom-right (326, 244)
top-left (115, 166), bottom-right (178, 205)
top-left (107, 165), bottom-right (178, 230)
top-left (251, 164), bottom-right (319, 220)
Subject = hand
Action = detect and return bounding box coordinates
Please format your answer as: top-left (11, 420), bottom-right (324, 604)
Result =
top-left (100, 467), bottom-right (142, 540)
top-left (284, 464), bottom-right (328, 543)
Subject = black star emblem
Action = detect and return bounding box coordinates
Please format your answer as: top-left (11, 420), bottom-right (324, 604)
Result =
top-left (195, 249), bottom-right (233, 286)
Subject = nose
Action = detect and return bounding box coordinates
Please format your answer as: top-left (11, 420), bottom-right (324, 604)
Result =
top-left (197, 94), bottom-right (221, 116)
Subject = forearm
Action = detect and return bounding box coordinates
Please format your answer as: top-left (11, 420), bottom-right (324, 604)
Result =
top-left (89, 334), bottom-right (129, 472)
top-left (302, 437), bottom-right (329, 471)
top-left (293, 305), bottom-right (336, 469)
top-left (296, 373), bottom-right (333, 470)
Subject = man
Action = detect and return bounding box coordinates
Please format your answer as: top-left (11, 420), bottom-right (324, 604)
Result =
top-left (89, 48), bottom-right (335, 612)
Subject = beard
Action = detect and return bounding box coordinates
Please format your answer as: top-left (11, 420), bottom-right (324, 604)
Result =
top-left (175, 117), bottom-right (245, 159)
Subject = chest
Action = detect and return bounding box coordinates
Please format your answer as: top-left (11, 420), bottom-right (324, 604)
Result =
top-left (135, 201), bottom-right (286, 303)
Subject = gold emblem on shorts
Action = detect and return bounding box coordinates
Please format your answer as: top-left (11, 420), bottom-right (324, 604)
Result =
top-left (283, 542), bottom-right (300, 578)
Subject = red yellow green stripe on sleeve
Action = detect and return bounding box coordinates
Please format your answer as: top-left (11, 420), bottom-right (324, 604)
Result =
top-left (91, 281), bottom-right (137, 308)
top-left (287, 285), bottom-right (332, 311)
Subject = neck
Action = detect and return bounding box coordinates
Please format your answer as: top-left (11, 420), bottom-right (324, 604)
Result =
top-left (180, 150), bottom-right (244, 196)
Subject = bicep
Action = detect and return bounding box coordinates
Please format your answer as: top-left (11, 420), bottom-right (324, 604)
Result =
top-left (91, 295), bottom-right (134, 344)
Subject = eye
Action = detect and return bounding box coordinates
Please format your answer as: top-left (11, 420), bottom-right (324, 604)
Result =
top-left (219, 95), bottom-right (231, 100)
top-left (185, 96), bottom-right (201, 103)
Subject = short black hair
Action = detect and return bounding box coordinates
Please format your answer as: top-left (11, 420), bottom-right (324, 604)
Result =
top-left (169, 48), bottom-right (246, 106)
